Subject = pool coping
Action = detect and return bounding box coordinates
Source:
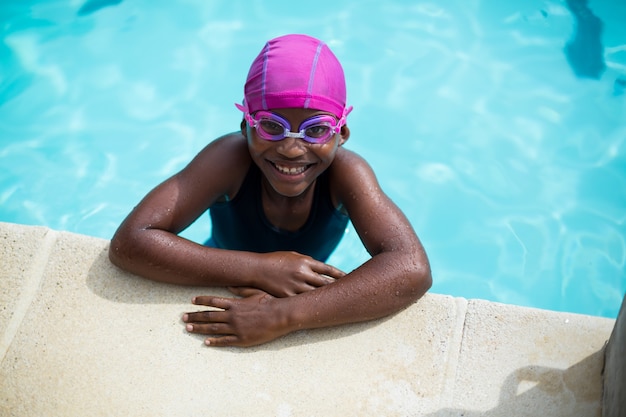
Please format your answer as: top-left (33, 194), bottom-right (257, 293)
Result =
top-left (0, 221), bottom-right (619, 416)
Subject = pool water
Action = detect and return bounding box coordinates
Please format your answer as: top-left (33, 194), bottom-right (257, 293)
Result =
top-left (1, 0), bottom-right (624, 318)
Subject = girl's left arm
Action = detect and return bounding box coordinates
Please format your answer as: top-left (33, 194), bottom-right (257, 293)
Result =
top-left (184, 149), bottom-right (432, 347)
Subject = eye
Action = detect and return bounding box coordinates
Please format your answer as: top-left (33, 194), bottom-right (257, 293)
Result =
top-left (259, 119), bottom-right (285, 135)
top-left (304, 124), bottom-right (332, 138)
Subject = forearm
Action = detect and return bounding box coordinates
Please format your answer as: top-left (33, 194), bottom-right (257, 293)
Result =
top-left (109, 227), bottom-right (258, 287)
top-left (182, 245), bottom-right (432, 347)
top-left (279, 249), bottom-right (432, 332)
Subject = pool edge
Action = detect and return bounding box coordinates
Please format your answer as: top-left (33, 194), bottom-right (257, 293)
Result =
top-left (0, 221), bottom-right (617, 416)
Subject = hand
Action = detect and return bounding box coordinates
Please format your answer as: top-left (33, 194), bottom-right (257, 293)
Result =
top-left (227, 286), bottom-right (268, 297)
top-left (182, 291), bottom-right (290, 347)
top-left (254, 251), bottom-right (345, 297)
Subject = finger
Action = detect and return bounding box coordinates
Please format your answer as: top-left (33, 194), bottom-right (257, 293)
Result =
top-left (186, 322), bottom-right (230, 335)
top-left (204, 335), bottom-right (240, 347)
top-left (306, 274), bottom-right (335, 287)
top-left (313, 263), bottom-right (346, 280)
top-left (192, 296), bottom-right (232, 309)
top-left (228, 286), bottom-right (267, 298)
top-left (294, 283), bottom-right (321, 294)
top-left (183, 310), bottom-right (229, 323)
top-left (303, 278), bottom-right (330, 291)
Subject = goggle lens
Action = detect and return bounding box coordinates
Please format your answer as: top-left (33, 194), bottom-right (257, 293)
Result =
top-left (246, 111), bottom-right (341, 144)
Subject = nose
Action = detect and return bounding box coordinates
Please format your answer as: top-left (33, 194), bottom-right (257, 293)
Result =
top-left (276, 136), bottom-right (306, 158)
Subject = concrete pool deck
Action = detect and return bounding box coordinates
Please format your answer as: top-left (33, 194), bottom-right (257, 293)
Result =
top-left (0, 221), bottom-right (620, 416)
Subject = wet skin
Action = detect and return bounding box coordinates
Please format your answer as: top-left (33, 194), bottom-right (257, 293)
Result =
top-left (109, 107), bottom-right (432, 347)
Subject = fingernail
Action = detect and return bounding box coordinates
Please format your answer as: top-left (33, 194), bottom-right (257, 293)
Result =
top-left (182, 313), bottom-right (188, 322)
top-left (186, 324), bottom-right (193, 331)
top-left (204, 339), bottom-right (211, 346)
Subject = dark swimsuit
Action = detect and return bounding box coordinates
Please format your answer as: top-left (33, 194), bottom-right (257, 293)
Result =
top-left (208, 163), bottom-right (349, 262)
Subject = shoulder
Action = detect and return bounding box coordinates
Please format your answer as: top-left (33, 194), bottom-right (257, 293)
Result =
top-left (328, 147), bottom-right (382, 207)
top-left (194, 132), bottom-right (250, 164)
top-left (180, 132), bottom-right (252, 201)
top-left (330, 147), bottom-right (379, 187)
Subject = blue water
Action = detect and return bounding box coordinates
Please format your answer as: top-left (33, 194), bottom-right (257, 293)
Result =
top-left (1, 0), bottom-right (624, 318)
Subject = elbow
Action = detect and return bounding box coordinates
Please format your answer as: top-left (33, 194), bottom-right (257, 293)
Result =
top-left (404, 254), bottom-right (432, 302)
top-left (108, 227), bottom-right (137, 272)
top-left (383, 246), bottom-right (432, 305)
top-left (411, 263), bottom-right (432, 299)
top-left (415, 245), bottom-right (432, 293)
top-left (108, 236), bottom-right (124, 269)
top-left (419, 264), bottom-right (433, 293)
top-left (108, 234), bottom-right (126, 271)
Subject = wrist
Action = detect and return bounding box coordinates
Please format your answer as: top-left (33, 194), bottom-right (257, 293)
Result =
top-left (272, 296), bottom-right (301, 334)
top-left (242, 252), bottom-right (265, 288)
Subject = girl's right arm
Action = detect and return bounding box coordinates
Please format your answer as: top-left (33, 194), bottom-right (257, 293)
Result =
top-left (109, 133), bottom-right (254, 287)
top-left (108, 133), bottom-right (343, 295)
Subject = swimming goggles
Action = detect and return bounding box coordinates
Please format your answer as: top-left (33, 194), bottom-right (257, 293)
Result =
top-left (236, 103), bottom-right (352, 144)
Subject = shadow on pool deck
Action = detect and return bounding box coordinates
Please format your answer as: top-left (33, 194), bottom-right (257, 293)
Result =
top-left (425, 348), bottom-right (605, 416)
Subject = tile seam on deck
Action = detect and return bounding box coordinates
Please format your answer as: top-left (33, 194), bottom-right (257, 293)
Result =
top-left (0, 228), bottom-right (57, 363)
top-left (438, 296), bottom-right (469, 409)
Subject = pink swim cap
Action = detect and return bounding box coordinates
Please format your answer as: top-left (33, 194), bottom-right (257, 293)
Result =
top-left (241, 34), bottom-right (348, 119)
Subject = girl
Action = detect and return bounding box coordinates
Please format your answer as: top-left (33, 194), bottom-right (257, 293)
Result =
top-left (109, 34), bottom-right (432, 347)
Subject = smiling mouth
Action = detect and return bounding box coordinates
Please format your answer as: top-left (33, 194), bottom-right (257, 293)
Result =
top-left (271, 162), bottom-right (311, 176)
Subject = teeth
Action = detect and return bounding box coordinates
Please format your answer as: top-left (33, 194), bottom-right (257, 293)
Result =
top-left (274, 163), bottom-right (307, 175)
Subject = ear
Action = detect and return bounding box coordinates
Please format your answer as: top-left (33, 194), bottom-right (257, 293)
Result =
top-left (240, 119), bottom-right (248, 138)
top-left (338, 125), bottom-right (350, 146)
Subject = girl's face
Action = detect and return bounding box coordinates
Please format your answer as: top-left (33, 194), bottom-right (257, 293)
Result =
top-left (244, 107), bottom-right (350, 198)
